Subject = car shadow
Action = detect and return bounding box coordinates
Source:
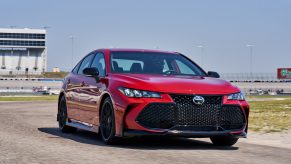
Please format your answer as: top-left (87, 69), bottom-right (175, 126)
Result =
top-left (38, 127), bottom-right (239, 151)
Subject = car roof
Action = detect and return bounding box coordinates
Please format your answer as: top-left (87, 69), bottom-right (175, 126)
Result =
top-left (95, 48), bottom-right (179, 54)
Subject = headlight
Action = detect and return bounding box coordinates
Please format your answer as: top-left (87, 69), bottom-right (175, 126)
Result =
top-left (227, 92), bottom-right (245, 100)
top-left (118, 87), bottom-right (161, 98)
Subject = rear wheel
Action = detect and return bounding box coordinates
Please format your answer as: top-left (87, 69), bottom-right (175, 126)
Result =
top-left (100, 97), bottom-right (118, 144)
top-left (58, 96), bottom-right (77, 133)
top-left (210, 136), bottom-right (238, 146)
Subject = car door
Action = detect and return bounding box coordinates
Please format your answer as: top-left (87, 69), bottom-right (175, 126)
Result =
top-left (67, 53), bottom-right (95, 122)
top-left (78, 52), bottom-right (107, 125)
top-left (65, 60), bottom-right (83, 121)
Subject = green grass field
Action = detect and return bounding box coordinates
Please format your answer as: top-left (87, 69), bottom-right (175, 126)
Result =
top-left (248, 96), bottom-right (291, 133)
top-left (247, 95), bottom-right (291, 99)
top-left (0, 94), bottom-right (290, 133)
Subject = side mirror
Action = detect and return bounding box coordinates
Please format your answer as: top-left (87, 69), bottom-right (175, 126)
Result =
top-left (83, 67), bottom-right (99, 78)
top-left (208, 71), bottom-right (220, 78)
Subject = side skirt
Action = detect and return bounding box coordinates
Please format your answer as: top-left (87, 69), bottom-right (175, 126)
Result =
top-left (66, 119), bottom-right (99, 133)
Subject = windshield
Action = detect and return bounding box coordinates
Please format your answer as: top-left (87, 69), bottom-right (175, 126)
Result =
top-left (110, 51), bottom-right (206, 76)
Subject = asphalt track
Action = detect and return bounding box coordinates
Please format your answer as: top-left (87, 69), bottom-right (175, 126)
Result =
top-left (0, 101), bottom-right (290, 164)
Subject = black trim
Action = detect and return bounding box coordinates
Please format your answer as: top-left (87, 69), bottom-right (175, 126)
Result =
top-left (124, 129), bottom-right (247, 138)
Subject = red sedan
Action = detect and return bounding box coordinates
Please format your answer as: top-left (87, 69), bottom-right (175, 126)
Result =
top-left (57, 49), bottom-right (249, 146)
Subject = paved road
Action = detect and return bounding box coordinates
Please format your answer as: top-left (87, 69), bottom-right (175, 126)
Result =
top-left (0, 80), bottom-right (62, 89)
top-left (0, 101), bottom-right (290, 164)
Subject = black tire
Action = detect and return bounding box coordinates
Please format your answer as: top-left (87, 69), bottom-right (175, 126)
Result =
top-left (100, 97), bottom-right (118, 144)
top-left (58, 96), bottom-right (77, 133)
top-left (210, 136), bottom-right (239, 146)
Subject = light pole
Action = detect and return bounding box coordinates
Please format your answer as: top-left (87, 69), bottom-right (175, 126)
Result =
top-left (197, 45), bottom-right (204, 67)
top-left (246, 44), bottom-right (254, 81)
top-left (69, 36), bottom-right (75, 68)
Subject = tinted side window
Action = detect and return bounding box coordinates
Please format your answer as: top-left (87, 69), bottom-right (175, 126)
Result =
top-left (91, 53), bottom-right (106, 76)
top-left (72, 61), bottom-right (82, 74)
top-left (77, 54), bottom-right (94, 75)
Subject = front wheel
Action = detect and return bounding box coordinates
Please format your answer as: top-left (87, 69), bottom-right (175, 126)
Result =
top-left (100, 97), bottom-right (118, 144)
top-left (210, 136), bottom-right (239, 146)
top-left (58, 96), bottom-right (77, 133)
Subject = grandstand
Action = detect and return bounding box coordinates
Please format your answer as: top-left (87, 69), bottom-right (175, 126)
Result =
top-left (0, 28), bottom-right (47, 76)
top-left (221, 73), bottom-right (281, 82)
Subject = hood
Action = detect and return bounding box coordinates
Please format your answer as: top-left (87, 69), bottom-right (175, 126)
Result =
top-left (110, 73), bottom-right (240, 95)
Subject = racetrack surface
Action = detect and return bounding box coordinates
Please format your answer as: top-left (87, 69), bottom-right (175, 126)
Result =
top-left (0, 101), bottom-right (290, 164)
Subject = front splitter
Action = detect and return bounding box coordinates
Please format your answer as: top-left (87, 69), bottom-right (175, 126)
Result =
top-left (123, 129), bottom-right (247, 138)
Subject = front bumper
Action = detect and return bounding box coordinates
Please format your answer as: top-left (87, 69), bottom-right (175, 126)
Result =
top-left (114, 93), bottom-right (249, 138)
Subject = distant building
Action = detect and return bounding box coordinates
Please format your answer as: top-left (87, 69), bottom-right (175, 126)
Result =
top-left (0, 28), bottom-right (47, 75)
top-left (52, 67), bottom-right (60, 72)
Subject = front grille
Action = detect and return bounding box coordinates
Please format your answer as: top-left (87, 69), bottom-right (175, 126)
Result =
top-left (172, 95), bottom-right (222, 126)
top-left (136, 95), bottom-right (245, 131)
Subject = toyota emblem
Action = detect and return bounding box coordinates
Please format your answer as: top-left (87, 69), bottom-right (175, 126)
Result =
top-left (193, 96), bottom-right (205, 105)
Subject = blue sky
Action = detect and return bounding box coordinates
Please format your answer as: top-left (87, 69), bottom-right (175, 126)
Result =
top-left (1, 0), bottom-right (290, 73)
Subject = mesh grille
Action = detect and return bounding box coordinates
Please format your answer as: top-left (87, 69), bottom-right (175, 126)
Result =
top-left (136, 95), bottom-right (245, 131)
top-left (219, 106), bottom-right (246, 130)
top-left (136, 103), bottom-right (176, 129)
top-left (172, 95), bottom-right (222, 126)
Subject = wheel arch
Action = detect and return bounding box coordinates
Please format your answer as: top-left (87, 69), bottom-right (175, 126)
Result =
top-left (58, 92), bottom-right (65, 110)
top-left (98, 92), bottom-right (111, 118)
top-left (57, 91), bottom-right (65, 121)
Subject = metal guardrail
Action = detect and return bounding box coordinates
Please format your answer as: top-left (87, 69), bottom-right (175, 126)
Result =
top-left (0, 77), bottom-right (63, 82)
top-left (221, 73), bottom-right (286, 82)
